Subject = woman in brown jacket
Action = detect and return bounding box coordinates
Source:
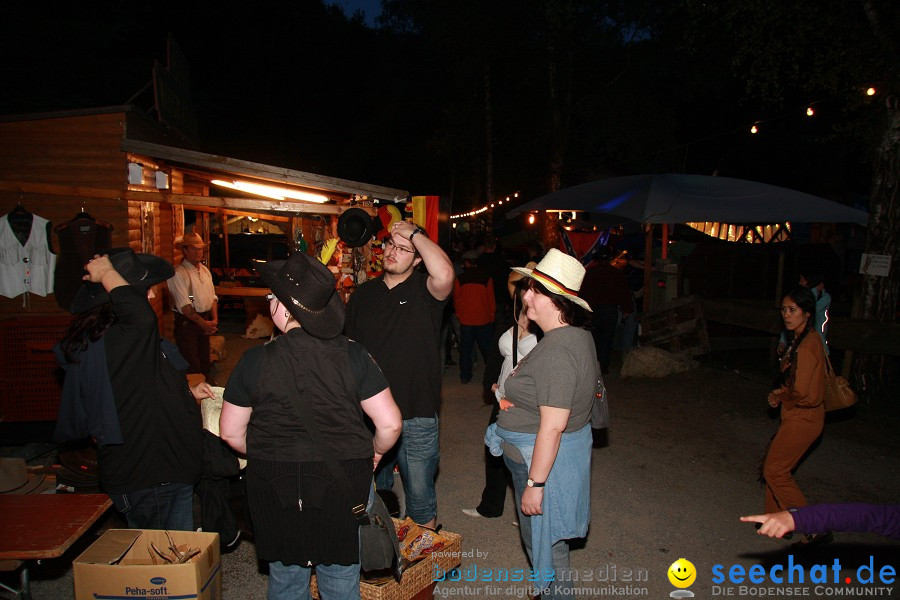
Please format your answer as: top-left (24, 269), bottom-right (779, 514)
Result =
top-left (763, 286), bottom-right (827, 527)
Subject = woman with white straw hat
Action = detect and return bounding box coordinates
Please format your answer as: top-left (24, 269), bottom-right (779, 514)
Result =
top-left (486, 248), bottom-right (600, 599)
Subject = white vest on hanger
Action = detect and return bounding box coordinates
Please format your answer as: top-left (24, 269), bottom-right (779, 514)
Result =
top-left (0, 214), bottom-right (57, 298)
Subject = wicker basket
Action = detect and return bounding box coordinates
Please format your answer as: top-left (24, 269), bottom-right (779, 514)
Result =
top-left (311, 526), bottom-right (462, 600)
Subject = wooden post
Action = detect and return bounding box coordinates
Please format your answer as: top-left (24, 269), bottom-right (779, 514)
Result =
top-left (220, 209), bottom-right (230, 269)
top-left (643, 224), bottom-right (653, 312)
top-left (661, 224), bottom-right (669, 260)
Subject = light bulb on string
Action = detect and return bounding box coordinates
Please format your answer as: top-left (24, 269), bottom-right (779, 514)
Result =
top-left (750, 124), bottom-right (759, 134)
top-left (866, 87), bottom-right (876, 96)
top-left (806, 107), bottom-right (814, 116)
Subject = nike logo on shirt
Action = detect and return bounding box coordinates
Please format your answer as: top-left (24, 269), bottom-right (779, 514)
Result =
top-left (399, 300), bottom-right (408, 304)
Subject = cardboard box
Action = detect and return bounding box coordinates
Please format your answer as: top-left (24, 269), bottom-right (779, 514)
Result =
top-left (73, 529), bottom-right (222, 600)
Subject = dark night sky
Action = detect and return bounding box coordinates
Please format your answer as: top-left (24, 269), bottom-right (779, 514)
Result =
top-left (0, 1), bottom-right (877, 211)
top-left (326, 0), bottom-right (382, 26)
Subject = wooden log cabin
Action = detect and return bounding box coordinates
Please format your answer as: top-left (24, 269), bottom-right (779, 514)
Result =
top-left (0, 106), bottom-right (408, 421)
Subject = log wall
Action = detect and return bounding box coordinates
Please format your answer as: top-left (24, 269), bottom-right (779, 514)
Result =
top-left (0, 111), bottom-right (169, 324)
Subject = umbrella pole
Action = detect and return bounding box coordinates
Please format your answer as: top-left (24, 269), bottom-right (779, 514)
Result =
top-left (661, 224), bottom-right (669, 260)
top-left (643, 224), bottom-right (654, 312)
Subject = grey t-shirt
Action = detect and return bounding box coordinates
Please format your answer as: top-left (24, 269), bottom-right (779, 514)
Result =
top-left (497, 325), bottom-right (599, 434)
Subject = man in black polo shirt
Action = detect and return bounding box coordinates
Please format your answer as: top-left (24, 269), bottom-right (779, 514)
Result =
top-left (345, 220), bottom-right (454, 528)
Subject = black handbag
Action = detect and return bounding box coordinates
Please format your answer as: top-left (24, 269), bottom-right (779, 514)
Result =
top-left (354, 484), bottom-right (405, 578)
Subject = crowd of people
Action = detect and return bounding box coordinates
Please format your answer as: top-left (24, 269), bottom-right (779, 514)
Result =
top-left (52, 225), bottom-right (863, 599)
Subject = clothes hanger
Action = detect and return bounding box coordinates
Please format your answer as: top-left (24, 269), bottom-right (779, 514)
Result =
top-left (10, 199), bottom-right (30, 215)
top-left (74, 205), bottom-right (94, 220)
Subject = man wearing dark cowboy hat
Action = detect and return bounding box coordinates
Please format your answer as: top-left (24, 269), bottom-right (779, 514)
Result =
top-left (56, 250), bottom-right (208, 530)
top-left (345, 220), bottom-right (454, 529)
top-left (168, 231), bottom-right (219, 383)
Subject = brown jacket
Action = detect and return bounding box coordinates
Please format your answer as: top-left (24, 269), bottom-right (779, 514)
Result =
top-left (783, 331), bottom-right (826, 410)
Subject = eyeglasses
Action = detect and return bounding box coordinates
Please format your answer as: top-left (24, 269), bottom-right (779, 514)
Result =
top-left (384, 238), bottom-right (416, 256)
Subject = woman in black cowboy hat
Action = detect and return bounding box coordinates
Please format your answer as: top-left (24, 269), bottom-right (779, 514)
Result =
top-left (220, 251), bottom-right (402, 600)
top-left (56, 249), bottom-right (209, 530)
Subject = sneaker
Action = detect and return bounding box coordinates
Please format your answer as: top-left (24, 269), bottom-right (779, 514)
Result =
top-left (461, 508), bottom-right (482, 518)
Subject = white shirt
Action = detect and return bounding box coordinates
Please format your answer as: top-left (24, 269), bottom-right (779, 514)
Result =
top-left (168, 260), bottom-right (217, 314)
top-left (497, 325), bottom-right (538, 397)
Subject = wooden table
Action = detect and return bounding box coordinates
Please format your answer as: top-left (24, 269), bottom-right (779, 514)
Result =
top-left (0, 494), bottom-right (112, 599)
top-left (214, 285), bottom-right (271, 297)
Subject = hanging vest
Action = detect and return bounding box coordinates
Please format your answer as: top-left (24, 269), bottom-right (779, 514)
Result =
top-left (54, 218), bottom-right (113, 311)
top-left (0, 214), bottom-right (56, 298)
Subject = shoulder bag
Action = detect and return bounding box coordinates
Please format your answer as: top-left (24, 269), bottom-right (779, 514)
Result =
top-left (823, 354), bottom-right (857, 412)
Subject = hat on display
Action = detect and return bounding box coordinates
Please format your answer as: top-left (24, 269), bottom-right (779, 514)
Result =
top-left (507, 260), bottom-right (538, 299)
top-left (337, 208), bottom-right (376, 248)
top-left (0, 458), bottom-right (45, 495)
top-left (510, 248), bottom-right (592, 312)
top-left (177, 232), bottom-right (208, 248)
top-left (70, 248), bottom-right (175, 314)
top-left (256, 252), bottom-right (344, 339)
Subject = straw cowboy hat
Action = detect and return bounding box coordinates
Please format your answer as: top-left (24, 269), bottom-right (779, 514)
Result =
top-left (70, 248), bottom-right (175, 314)
top-left (510, 248), bottom-right (593, 312)
top-left (0, 458), bottom-right (45, 495)
top-left (177, 232), bottom-right (208, 248)
top-left (256, 252), bottom-right (344, 339)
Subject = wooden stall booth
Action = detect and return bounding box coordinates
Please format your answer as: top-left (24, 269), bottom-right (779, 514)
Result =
top-left (0, 106), bottom-right (408, 421)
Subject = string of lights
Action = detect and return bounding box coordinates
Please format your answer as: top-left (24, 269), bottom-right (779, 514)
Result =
top-left (450, 192), bottom-right (521, 220)
top-left (449, 84), bottom-right (881, 221)
top-left (749, 86), bottom-right (877, 134)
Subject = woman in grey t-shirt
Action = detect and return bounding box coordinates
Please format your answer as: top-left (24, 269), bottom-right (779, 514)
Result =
top-left (494, 249), bottom-right (600, 599)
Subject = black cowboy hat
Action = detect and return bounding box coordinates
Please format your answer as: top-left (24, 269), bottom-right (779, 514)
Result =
top-left (256, 252), bottom-right (344, 339)
top-left (70, 248), bottom-right (175, 314)
top-left (337, 207), bottom-right (376, 248)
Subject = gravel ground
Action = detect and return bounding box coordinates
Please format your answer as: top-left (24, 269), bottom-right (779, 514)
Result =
top-left (3, 336), bottom-right (899, 600)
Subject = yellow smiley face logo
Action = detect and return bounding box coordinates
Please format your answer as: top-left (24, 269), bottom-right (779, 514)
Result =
top-left (668, 558), bottom-right (697, 588)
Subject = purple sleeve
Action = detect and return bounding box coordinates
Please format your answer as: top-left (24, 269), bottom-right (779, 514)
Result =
top-left (791, 504), bottom-right (900, 540)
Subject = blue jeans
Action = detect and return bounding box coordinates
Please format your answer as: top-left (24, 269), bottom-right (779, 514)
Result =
top-left (504, 455), bottom-right (574, 600)
top-left (268, 561), bottom-right (359, 600)
top-left (459, 323), bottom-right (494, 382)
top-left (109, 482), bottom-right (194, 530)
top-left (374, 416), bottom-right (440, 524)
